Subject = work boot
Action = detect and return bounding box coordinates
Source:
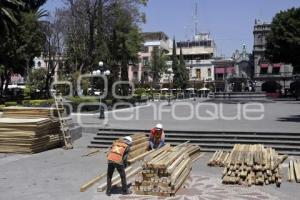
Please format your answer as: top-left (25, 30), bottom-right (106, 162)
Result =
top-left (106, 190), bottom-right (111, 196)
top-left (122, 190), bottom-right (132, 195)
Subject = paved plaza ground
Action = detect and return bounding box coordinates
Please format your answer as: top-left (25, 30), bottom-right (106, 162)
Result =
top-left (1, 100), bottom-right (300, 200)
top-left (72, 99), bottom-right (300, 133)
top-left (1, 130), bottom-right (300, 200)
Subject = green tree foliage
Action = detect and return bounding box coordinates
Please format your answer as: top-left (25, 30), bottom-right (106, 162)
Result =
top-left (0, 0), bottom-right (24, 37)
top-left (58, 0), bottom-right (147, 96)
top-left (0, 1), bottom-right (45, 95)
top-left (266, 7), bottom-right (300, 73)
top-left (179, 47), bottom-right (189, 89)
top-left (150, 47), bottom-right (167, 87)
top-left (28, 67), bottom-right (47, 93)
top-left (172, 38), bottom-right (188, 89)
top-left (172, 38), bottom-right (179, 88)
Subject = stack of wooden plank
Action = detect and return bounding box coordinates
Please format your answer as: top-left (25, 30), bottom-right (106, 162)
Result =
top-left (208, 150), bottom-right (230, 167)
top-left (128, 134), bottom-right (149, 160)
top-left (115, 133), bottom-right (149, 162)
top-left (222, 144), bottom-right (287, 187)
top-left (133, 144), bottom-right (201, 196)
top-left (288, 159), bottom-right (300, 183)
top-left (2, 106), bottom-right (61, 119)
top-left (0, 117), bottom-right (63, 153)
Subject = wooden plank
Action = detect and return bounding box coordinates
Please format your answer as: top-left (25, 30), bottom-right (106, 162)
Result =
top-left (97, 167), bottom-right (142, 192)
top-left (80, 172), bottom-right (107, 192)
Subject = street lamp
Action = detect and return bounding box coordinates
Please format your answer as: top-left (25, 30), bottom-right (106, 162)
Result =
top-left (97, 61), bottom-right (110, 119)
top-left (167, 68), bottom-right (173, 106)
top-left (192, 76), bottom-right (196, 101)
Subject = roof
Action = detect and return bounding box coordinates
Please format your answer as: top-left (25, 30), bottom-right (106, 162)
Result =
top-left (142, 32), bottom-right (169, 42)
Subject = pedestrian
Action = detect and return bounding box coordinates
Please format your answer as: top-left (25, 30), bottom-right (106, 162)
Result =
top-left (106, 136), bottom-right (132, 196)
top-left (149, 123), bottom-right (165, 150)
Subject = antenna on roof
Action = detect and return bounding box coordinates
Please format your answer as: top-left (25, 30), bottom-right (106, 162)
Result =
top-left (193, 0), bottom-right (199, 36)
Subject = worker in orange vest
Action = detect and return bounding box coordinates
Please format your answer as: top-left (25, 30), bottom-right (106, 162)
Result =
top-left (149, 123), bottom-right (165, 150)
top-left (106, 136), bottom-right (132, 196)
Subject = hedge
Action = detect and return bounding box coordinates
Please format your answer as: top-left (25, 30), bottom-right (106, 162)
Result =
top-left (22, 99), bottom-right (54, 107)
top-left (4, 102), bottom-right (18, 107)
top-left (0, 104), bottom-right (5, 111)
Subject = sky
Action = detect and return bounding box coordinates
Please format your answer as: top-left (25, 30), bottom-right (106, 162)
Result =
top-left (43, 0), bottom-right (300, 57)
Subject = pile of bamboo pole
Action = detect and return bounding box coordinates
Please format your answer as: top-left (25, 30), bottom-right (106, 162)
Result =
top-left (133, 144), bottom-right (201, 196)
top-left (208, 150), bottom-right (230, 167)
top-left (222, 144), bottom-right (287, 187)
top-left (288, 159), bottom-right (300, 183)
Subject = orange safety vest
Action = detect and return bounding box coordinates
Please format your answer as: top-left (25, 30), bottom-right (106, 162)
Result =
top-left (107, 142), bottom-right (128, 164)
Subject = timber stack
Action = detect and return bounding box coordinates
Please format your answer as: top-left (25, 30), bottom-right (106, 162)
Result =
top-left (2, 106), bottom-right (61, 118)
top-left (115, 133), bottom-right (149, 163)
top-left (222, 144), bottom-right (287, 187)
top-left (207, 150), bottom-right (230, 167)
top-left (0, 117), bottom-right (62, 153)
top-left (133, 144), bottom-right (201, 196)
top-left (0, 107), bottom-right (65, 153)
top-left (288, 159), bottom-right (300, 183)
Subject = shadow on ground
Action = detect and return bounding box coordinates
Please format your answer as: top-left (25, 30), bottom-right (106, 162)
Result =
top-left (277, 115), bottom-right (300, 122)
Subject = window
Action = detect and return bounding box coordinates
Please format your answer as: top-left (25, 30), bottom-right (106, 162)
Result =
top-left (133, 72), bottom-right (138, 80)
top-left (272, 67), bottom-right (280, 75)
top-left (196, 69), bottom-right (201, 79)
top-left (143, 46), bottom-right (149, 53)
top-left (216, 73), bottom-right (224, 80)
top-left (207, 68), bottom-right (211, 77)
top-left (143, 57), bottom-right (149, 66)
top-left (260, 68), bottom-right (268, 74)
top-left (37, 61), bottom-right (41, 67)
top-left (153, 46), bottom-right (159, 51)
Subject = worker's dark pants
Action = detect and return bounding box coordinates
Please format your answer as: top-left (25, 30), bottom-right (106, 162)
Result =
top-left (107, 163), bottom-right (127, 193)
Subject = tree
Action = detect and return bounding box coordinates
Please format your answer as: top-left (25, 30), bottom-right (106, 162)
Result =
top-left (179, 47), bottom-right (189, 89)
top-left (150, 47), bottom-right (167, 87)
top-left (0, 0), bottom-right (24, 38)
top-left (171, 38), bottom-right (179, 88)
top-left (57, 0), bottom-right (147, 97)
top-left (266, 7), bottom-right (300, 73)
top-left (29, 67), bottom-right (47, 93)
top-left (0, 0), bottom-right (46, 95)
top-left (172, 38), bottom-right (188, 89)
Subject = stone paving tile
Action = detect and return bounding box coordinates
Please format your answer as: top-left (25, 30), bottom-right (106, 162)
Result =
top-left (119, 174), bottom-right (279, 200)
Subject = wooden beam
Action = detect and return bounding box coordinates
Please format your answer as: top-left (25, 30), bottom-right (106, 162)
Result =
top-left (80, 172), bottom-right (107, 192)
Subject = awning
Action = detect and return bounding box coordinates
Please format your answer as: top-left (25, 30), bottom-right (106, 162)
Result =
top-left (260, 63), bottom-right (269, 68)
top-left (215, 68), bottom-right (225, 74)
top-left (273, 63), bottom-right (282, 68)
top-left (199, 87), bottom-right (210, 91)
top-left (226, 67), bottom-right (235, 73)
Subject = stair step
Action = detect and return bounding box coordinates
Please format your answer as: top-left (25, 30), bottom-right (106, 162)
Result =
top-left (88, 145), bottom-right (110, 149)
top-left (88, 129), bottom-right (300, 155)
top-left (97, 131), bottom-right (300, 138)
top-left (165, 138), bottom-right (300, 145)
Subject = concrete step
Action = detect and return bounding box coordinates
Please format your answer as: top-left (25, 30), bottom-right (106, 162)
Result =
top-left (97, 130), bottom-right (300, 137)
top-left (92, 136), bottom-right (300, 146)
top-left (95, 132), bottom-right (300, 141)
top-left (165, 138), bottom-right (300, 145)
top-left (88, 129), bottom-right (300, 155)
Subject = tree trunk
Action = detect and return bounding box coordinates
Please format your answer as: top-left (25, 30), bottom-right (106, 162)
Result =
top-left (0, 74), bottom-right (4, 96)
top-left (4, 70), bottom-right (10, 94)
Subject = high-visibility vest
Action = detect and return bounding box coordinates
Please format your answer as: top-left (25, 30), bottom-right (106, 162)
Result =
top-left (107, 142), bottom-right (128, 164)
top-left (151, 128), bottom-right (162, 144)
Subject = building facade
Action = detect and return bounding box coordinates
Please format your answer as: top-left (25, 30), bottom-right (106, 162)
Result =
top-left (253, 19), bottom-right (294, 94)
top-left (128, 32), bottom-right (170, 85)
top-left (166, 33), bottom-right (216, 88)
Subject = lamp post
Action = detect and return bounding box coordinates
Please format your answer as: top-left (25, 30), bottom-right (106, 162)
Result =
top-left (97, 61), bottom-right (110, 119)
top-left (193, 76), bottom-right (196, 101)
top-left (167, 68), bottom-right (173, 106)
